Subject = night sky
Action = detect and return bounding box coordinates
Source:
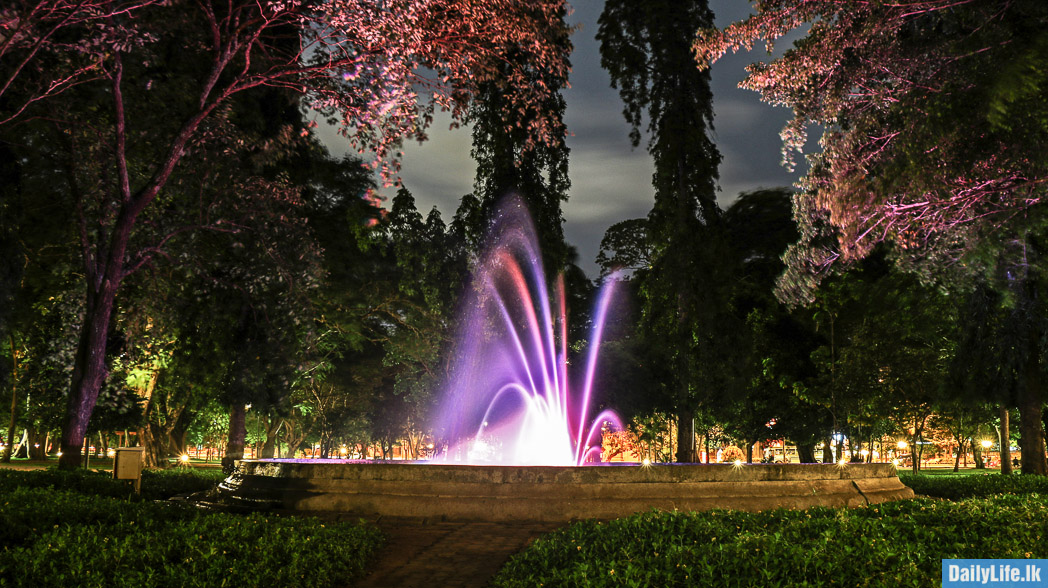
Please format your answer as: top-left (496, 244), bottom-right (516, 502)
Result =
top-left (322, 0), bottom-right (810, 278)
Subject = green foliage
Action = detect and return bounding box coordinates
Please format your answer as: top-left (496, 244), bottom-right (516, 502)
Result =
top-left (492, 495), bottom-right (1048, 587)
top-left (900, 473), bottom-right (1048, 500)
top-left (0, 467), bottom-right (226, 501)
top-left (0, 487), bottom-right (382, 588)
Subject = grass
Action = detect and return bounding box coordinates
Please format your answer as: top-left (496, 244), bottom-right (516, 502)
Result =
top-left (492, 472), bottom-right (1048, 588)
top-left (0, 466), bottom-right (227, 501)
top-left (0, 467), bottom-right (383, 588)
top-left (900, 470), bottom-right (1048, 500)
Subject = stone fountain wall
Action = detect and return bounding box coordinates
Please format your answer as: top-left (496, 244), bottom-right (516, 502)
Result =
top-left (216, 461), bottom-right (914, 522)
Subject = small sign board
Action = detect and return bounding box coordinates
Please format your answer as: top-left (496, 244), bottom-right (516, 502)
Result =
top-left (113, 447), bottom-right (144, 493)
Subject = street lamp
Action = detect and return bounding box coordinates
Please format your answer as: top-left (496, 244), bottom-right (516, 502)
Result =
top-left (980, 440), bottom-right (993, 450)
top-left (896, 440), bottom-right (908, 450)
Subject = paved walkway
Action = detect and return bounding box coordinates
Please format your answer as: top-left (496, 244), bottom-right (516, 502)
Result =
top-left (327, 515), bottom-right (559, 588)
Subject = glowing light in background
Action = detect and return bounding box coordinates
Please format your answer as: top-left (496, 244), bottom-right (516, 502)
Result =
top-left (433, 197), bottom-right (623, 466)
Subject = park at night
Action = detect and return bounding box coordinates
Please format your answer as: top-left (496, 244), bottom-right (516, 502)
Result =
top-left (1, 0), bottom-right (1047, 586)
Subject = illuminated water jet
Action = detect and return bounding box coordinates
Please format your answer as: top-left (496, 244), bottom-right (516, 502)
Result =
top-left (433, 197), bottom-right (622, 466)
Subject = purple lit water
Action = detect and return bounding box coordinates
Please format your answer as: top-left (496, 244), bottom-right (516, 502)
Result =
top-left (432, 197), bottom-right (622, 466)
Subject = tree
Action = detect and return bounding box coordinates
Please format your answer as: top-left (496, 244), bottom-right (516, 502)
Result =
top-left (695, 0), bottom-right (1048, 296)
top-left (718, 189), bottom-right (828, 463)
top-left (598, 0), bottom-right (723, 462)
top-left (2, 0), bottom-right (573, 469)
top-left (696, 0), bottom-right (1048, 475)
top-left (461, 6), bottom-right (573, 274)
top-left (0, 0), bottom-right (163, 125)
top-left (596, 219), bottom-right (651, 277)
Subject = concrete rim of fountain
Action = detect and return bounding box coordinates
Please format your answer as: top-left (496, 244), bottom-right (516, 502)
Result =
top-left (213, 459), bottom-right (915, 522)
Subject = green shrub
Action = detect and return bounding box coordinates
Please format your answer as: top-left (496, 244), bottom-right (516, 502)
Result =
top-left (0, 467), bottom-right (226, 501)
top-left (900, 472), bottom-right (1048, 500)
top-left (0, 488), bottom-right (383, 588)
top-left (492, 495), bottom-right (1048, 587)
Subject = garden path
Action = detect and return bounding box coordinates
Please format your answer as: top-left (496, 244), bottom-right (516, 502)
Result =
top-left (329, 514), bottom-right (559, 588)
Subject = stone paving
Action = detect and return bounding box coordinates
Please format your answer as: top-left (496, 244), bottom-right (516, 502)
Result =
top-left (346, 516), bottom-right (560, 588)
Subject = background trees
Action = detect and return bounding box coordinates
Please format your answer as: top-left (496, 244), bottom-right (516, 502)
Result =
top-left (598, 0), bottom-right (724, 462)
top-left (1, 0), bottom-right (573, 468)
top-left (696, 0), bottom-right (1048, 474)
top-left (2, 0), bottom-right (1044, 471)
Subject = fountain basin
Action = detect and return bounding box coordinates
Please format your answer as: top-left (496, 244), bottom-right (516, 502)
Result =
top-left (216, 460), bottom-right (913, 522)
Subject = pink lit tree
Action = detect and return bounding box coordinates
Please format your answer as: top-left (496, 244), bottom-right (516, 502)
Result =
top-left (695, 0), bottom-right (1048, 475)
top-left (1, 0), bottom-right (572, 469)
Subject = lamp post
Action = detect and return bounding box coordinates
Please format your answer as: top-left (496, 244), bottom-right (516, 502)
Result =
top-left (980, 439), bottom-right (993, 468)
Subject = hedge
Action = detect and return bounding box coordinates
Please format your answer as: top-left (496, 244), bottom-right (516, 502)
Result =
top-left (492, 494), bottom-right (1047, 587)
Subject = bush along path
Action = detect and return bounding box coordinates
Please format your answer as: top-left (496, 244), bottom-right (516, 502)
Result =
top-left (492, 474), bottom-right (1048, 588)
top-left (0, 469), bottom-right (382, 588)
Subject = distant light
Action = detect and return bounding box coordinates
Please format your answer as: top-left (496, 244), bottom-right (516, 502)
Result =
top-left (106, 449), bottom-right (116, 458)
top-left (427, 443), bottom-right (435, 450)
top-left (980, 440), bottom-right (993, 449)
top-left (57, 451), bottom-right (63, 457)
top-left (891, 459), bottom-right (900, 467)
top-left (179, 454), bottom-right (190, 463)
top-left (896, 441), bottom-right (908, 450)
top-left (859, 449), bottom-right (869, 457)
top-left (33, 443), bottom-right (40, 448)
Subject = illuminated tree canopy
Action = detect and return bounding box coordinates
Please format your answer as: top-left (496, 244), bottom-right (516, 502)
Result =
top-left (695, 0), bottom-right (1048, 303)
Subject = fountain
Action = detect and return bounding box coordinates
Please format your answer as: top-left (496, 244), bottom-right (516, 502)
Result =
top-left (431, 197), bottom-right (622, 466)
top-left (213, 197), bottom-right (913, 521)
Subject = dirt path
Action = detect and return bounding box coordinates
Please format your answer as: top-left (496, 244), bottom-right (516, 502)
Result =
top-left (347, 516), bottom-right (559, 588)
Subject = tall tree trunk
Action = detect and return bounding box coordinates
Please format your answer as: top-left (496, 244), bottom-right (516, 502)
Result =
top-left (3, 333), bottom-right (17, 463)
top-left (1020, 351), bottom-right (1048, 475)
top-left (27, 427), bottom-right (45, 460)
top-left (1000, 405), bottom-right (1013, 475)
top-left (822, 437), bottom-right (833, 463)
top-left (973, 437), bottom-right (985, 469)
top-left (260, 416), bottom-right (280, 458)
top-left (221, 403), bottom-right (247, 473)
top-left (953, 438), bottom-right (963, 472)
top-left (675, 409), bottom-right (695, 463)
top-left (58, 264), bottom-right (120, 469)
top-left (797, 443), bottom-right (816, 463)
top-left (167, 409), bottom-right (191, 456)
top-left (143, 421), bottom-right (168, 468)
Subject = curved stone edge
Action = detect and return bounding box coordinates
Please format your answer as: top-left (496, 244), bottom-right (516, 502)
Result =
top-left (214, 461), bottom-right (915, 522)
